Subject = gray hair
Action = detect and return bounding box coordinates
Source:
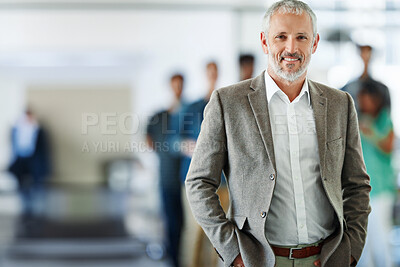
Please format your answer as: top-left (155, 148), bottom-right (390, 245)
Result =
top-left (262, 0), bottom-right (317, 38)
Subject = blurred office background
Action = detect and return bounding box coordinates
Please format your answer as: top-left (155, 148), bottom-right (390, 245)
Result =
top-left (0, 0), bottom-right (400, 266)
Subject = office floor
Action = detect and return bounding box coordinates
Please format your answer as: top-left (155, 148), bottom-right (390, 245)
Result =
top-left (0, 256), bottom-right (169, 267)
top-left (0, 185), bottom-right (172, 267)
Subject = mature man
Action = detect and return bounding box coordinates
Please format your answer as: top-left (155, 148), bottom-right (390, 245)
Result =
top-left (185, 1), bottom-right (371, 267)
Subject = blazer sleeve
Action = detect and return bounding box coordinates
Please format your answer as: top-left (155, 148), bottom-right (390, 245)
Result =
top-left (185, 90), bottom-right (240, 266)
top-left (341, 92), bottom-right (372, 262)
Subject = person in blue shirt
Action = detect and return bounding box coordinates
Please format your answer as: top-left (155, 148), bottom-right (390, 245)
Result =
top-left (146, 73), bottom-right (185, 267)
top-left (8, 109), bottom-right (51, 220)
top-left (180, 62), bottom-right (229, 267)
top-left (180, 62), bottom-right (218, 180)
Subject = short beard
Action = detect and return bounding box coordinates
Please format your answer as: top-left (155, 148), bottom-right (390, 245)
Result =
top-left (267, 42), bottom-right (312, 83)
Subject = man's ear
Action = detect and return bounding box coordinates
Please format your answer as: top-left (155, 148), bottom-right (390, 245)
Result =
top-left (312, 33), bottom-right (320, 54)
top-left (261, 32), bottom-right (269, 55)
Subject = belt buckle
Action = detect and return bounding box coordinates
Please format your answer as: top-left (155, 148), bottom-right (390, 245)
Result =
top-left (288, 247), bottom-right (302, 260)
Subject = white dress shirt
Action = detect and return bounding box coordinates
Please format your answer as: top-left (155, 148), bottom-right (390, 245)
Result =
top-left (15, 115), bottom-right (39, 158)
top-left (264, 72), bottom-right (335, 246)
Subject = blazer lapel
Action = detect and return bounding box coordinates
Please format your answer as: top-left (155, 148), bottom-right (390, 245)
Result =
top-left (309, 80), bottom-right (328, 178)
top-left (248, 71), bottom-right (276, 173)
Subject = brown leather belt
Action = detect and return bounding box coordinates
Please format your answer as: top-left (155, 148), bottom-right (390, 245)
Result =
top-left (271, 243), bottom-right (322, 259)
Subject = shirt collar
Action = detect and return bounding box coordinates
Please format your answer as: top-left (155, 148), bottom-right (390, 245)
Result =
top-left (264, 70), bottom-right (311, 106)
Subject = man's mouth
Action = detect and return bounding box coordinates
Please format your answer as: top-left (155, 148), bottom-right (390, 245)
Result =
top-left (280, 52), bottom-right (303, 63)
top-left (281, 57), bottom-right (300, 62)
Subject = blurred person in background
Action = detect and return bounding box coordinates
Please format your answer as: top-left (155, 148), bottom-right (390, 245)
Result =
top-left (180, 61), bottom-right (227, 267)
top-left (8, 109), bottom-right (51, 221)
top-left (180, 61), bottom-right (219, 177)
top-left (239, 54), bottom-right (255, 81)
top-left (147, 73), bottom-right (185, 267)
top-left (342, 44), bottom-right (391, 113)
top-left (357, 81), bottom-right (396, 267)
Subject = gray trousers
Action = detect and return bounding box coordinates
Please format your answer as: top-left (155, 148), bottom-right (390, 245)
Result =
top-left (275, 254), bottom-right (319, 267)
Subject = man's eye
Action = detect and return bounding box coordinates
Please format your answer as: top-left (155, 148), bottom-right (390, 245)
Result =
top-left (298, 36), bottom-right (307, 40)
top-left (276, 35), bottom-right (286, 39)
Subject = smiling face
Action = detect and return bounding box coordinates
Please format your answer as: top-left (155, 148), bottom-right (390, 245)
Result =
top-left (261, 11), bottom-right (319, 83)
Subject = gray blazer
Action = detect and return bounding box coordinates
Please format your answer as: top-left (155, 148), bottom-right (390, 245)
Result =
top-left (185, 72), bottom-right (371, 267)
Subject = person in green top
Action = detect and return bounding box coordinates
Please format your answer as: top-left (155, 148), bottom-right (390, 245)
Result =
top-left (357, 80), bottom-right (395, 267)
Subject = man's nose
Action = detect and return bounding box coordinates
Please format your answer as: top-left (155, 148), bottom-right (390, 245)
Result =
top-left (285, 36), bottom-right (297, 54)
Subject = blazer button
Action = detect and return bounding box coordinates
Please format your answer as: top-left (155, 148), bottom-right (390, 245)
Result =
top-left (261, 211), bottom-right (266, 218)
top-left (269, 174), bottom-right (275, 180)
